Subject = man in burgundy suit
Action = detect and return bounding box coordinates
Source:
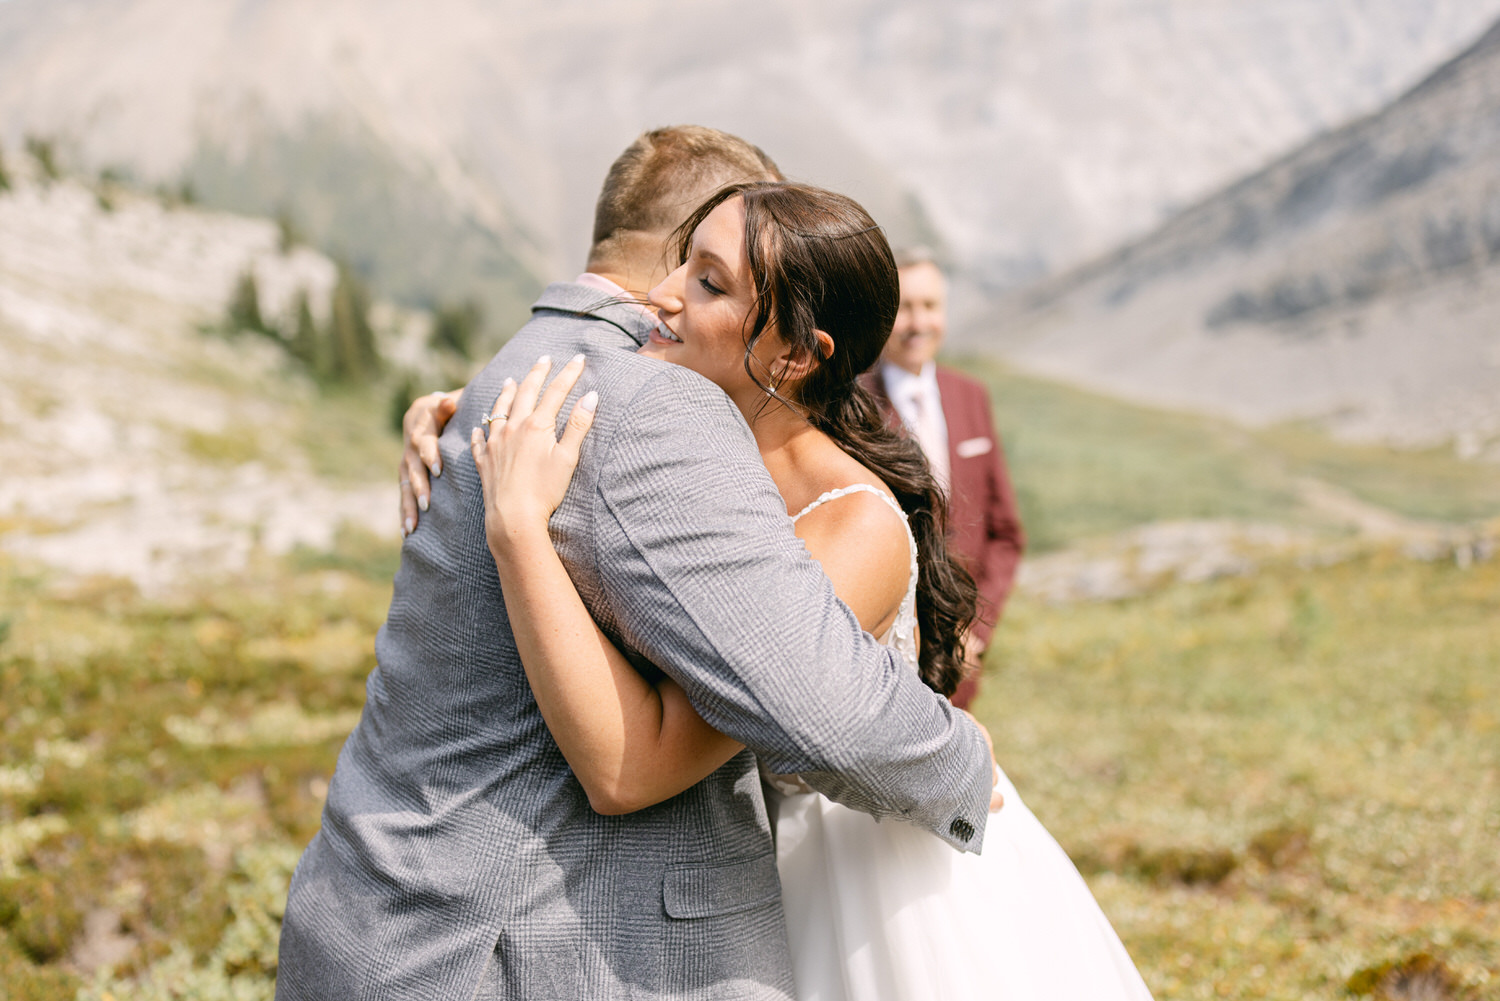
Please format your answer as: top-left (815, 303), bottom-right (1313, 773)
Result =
top-left (861, 249), bottom-right (1025, 709)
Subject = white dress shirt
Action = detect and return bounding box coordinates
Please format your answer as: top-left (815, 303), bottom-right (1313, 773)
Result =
top-left (881, 361), bottom-right (949, 487)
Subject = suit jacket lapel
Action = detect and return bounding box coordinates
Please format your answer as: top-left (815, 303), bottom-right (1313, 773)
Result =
top-left (933, 367), bottom-right (965, 472)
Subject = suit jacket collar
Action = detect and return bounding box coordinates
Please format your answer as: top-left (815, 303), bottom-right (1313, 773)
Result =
top-left (869, 364), bottom-right (971, 464)
top-left (880, 360), bottom-right (939, 396)
top-left (532, 280), bottom-right (657, 347)
top-left (879, 361), bottom-right (943, 422)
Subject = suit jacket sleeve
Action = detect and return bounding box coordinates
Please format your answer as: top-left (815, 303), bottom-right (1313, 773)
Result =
top-left (963, 380), bottom-right (1025, 648)
top-left (592, 367), bottom-right (993, 852)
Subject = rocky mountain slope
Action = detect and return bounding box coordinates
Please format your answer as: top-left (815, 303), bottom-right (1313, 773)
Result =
top-left (0, 0), bottom-right (1496, 329)
top-left (993, 15), bottom-right (1500, 455)
top-left (0, 156), bottom-right (394, 591)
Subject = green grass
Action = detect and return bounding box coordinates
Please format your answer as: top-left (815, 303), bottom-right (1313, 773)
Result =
top-left (291, 383), bottom-right (413, 484)
top-left (0, 550), bottom-right (392, 999)
top-left (3, 542), bottom-right (1495, 998)
top-left (2, 543), bottom-right (1488, 996)
top-left (958, 357), bottom-right (1500, 549)
top-left (1257, 424), bottom-right (1500, 524)
top-left (182, 428), bottom-right (267, 467)
top-left (3, 347), bottom-right (1497, 997)
top-left (973, 549), bottom-right (1500, 1000)
top-left (963, 358), bottom-right (1301, 550)
top-left (286, 522), bottom-right (403, 582)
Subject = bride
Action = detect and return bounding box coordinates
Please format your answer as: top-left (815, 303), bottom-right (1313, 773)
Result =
top-left (420, 181), bottom-right (1153, 1000)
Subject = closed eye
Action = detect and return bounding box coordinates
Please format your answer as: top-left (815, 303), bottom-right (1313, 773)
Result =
top-left (698, 276), bottom-right (724, 296)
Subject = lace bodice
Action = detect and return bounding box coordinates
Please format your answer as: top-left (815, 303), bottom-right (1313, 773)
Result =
top-left (765, 484), bottom-right (920, 798)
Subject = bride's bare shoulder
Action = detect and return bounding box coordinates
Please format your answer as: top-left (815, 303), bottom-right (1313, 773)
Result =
top-left (792, 480), bottom-right (910, 635)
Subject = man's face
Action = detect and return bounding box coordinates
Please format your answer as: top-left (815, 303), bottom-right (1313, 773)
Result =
top-left (882, 262), bottom-right (947, 374)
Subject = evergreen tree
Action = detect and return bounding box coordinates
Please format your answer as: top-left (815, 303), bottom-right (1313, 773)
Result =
top-left (25, 136), bottom-right (60, 182)
top-left (95, 166), bottom-right (124, 212)
top-left (430, 300), bottom-right (483, 360)
top-left (228, 270), bottom-right (268, 335)
top-left (289, 289), bottom-right (322, 372)
top-left (389, 376), bottom-right (419, 435)
top-left (276, 208), bottom-right (304, 255)
top-left (328, 265), bottom-right (380, 381)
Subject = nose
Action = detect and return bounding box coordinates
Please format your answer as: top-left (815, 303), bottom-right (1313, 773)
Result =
top-left (648, 263), bottom-right (687, 317)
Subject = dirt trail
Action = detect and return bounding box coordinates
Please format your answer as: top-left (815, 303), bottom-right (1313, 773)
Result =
top-left (1292, 477), bottom-right (1445, 541)
top-left (1017, 479), bottom-right (1495, 604)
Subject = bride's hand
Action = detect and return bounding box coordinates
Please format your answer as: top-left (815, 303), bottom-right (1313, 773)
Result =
top-left (400, 388), bottom-right (462, 536)
top-left (470, 355), bottom-right (598, 552)
top-left (960, 710), bottom-right (1005, 813)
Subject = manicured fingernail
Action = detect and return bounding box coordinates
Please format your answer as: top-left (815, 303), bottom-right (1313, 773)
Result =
top-left (535, 355), bottom-right (550, 367)
top-left (418, 494), bottom-right (429, 512)
top-left (430, 459), bottom-right (442, 477)
top-left (502, 377), bottom-right (514, 388)
top-left (404, 517), bottom-right (414, 536)
top-left (579, 391), bottom-right (598, 413)
top-left (570, 353), bottom-right (585, 366)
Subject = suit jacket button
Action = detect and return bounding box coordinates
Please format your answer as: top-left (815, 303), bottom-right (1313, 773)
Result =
top-left (949, 817), bottom-right (975, 843)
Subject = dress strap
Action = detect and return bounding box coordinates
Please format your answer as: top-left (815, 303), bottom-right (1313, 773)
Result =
top-left (791, 483), bottom-right (907, 524)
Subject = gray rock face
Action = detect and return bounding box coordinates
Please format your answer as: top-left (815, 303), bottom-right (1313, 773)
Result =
top-left (998, 17), bottom-right (1500, 454)
top-left (0, 0), bottom-right (1496, 307)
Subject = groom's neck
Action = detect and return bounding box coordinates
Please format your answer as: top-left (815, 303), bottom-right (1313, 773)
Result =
top-left (588, 269), bottom-right (647, 301)
top-left (587, 231), bottom-right (674, 301)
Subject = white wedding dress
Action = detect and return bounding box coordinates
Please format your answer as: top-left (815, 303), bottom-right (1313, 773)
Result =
top-left (767, 485), bottom-right (1155, 1001)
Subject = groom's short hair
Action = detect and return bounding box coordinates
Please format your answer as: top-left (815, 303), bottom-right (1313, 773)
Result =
top-left (588, 126), bottom-right (782, 273)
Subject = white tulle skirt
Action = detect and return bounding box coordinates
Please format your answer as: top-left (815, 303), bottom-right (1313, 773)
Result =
top-left (771, 766), bottom-right (1155, 1001)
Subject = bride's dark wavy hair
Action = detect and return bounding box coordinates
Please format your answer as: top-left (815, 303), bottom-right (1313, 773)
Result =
top-left (673, 181), bottom-right (978, 697)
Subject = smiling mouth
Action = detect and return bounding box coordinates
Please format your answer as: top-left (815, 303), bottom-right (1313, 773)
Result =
top-left (653, 320), bottom-right (683, 344)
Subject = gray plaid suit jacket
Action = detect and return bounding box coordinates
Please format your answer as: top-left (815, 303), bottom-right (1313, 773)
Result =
top-left (276, 283), bottom-right (993, 1001)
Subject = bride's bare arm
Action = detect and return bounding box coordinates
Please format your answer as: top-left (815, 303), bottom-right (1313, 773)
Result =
top-left (473, 356), bottom-right (989, 815)
top-left (471, 356), bottom-right (742, 815)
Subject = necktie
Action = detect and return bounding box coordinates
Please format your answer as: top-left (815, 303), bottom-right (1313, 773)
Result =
top-left (908, 384), bottom-right (949, 490)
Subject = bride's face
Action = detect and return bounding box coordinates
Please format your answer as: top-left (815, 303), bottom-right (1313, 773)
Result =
top-left (641, 196), bottom-right (786, 407)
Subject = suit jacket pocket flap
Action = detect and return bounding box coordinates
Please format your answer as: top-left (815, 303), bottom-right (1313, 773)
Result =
top-left (663, 853), bottom-right (780, 920)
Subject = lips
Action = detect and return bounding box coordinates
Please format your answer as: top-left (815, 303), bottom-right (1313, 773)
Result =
top-left (651, 320), bottom-right (683, 344)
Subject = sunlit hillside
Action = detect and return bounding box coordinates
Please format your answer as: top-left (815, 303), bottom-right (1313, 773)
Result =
top-left (3, 0), bottom-right (1499, 324)
top-left (0, 147), bottom-right (488, 591)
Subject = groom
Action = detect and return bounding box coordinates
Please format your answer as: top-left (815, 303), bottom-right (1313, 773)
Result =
top-left (277, 126), bottom-right (996, 1001)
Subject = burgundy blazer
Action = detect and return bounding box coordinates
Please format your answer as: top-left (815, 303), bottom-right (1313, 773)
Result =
top-left (862, 366), bottom-right (1026, 649)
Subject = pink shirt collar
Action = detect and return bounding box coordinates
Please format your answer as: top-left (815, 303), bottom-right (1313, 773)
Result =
top-left (574, 273), bottom-right (659, 326)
